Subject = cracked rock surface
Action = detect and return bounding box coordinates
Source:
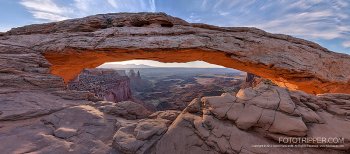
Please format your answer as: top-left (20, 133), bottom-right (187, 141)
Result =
top-left (112, 110), bottom-right (180, 154)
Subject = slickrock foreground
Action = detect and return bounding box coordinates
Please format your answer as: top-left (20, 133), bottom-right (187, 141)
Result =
top-left (155, 82), bottom-right (350, 153)
top-left (0, 13), bottom-right (350, 154)
top-left (1, 82), bottom-right (349, 153)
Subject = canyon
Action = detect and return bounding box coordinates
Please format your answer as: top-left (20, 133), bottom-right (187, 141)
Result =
top-left (127, 67), bottom-right (244, 111)
top-left (68, 67), bottom-right (243, 111)
top-left (0, 12), bottom-right (350, 154)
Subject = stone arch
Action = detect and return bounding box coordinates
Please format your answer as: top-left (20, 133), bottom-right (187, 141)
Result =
top-left (3, 13), bottom-right (350, 94)
top-left (43, 47), bottom-right (349, 94)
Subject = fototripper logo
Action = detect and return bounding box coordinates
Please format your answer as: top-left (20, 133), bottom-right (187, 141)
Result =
top-left (252, 137), bottom-right (346, 148)
top-left (278, 137), bottom-right (345, 144)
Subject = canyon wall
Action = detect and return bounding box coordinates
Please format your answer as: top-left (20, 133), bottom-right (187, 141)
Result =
top-left (68, 68), bottom-right (132, 102)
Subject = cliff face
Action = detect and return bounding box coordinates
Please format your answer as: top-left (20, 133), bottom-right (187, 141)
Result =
top-left (68, 68), bottom-right (132, 102)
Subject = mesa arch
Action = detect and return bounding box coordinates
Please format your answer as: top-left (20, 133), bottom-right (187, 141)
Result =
top-left (3, 12), bottom-right (350, 94)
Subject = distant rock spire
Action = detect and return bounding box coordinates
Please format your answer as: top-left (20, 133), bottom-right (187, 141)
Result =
top-left (137, 71), bottom-right (141, 78)
top-left (129, 69), bottom-right (136, 78)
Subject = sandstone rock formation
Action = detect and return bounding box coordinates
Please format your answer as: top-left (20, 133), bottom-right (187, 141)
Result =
top-left (68, 68), bottom-right (132, 102)
top-left (1, 12), bottom-right (349, 94)
top-left (0, 99), bottom-right (177, 154)
top-left (154, 82), bottom-right (350, 154)
top-left (128, 69), bottom-right (152, 92)
top-left (2, 81), bottom-right (349, 153)
top-left (240, 73), bottom-right (263, 89)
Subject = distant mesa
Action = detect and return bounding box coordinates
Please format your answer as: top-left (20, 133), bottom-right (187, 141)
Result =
top-left (100, 63), bottom-right (154, 68)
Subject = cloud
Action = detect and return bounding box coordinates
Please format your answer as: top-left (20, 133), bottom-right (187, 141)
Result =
top-left (30, 11), bottom-right (69, 21)
top-left (107, 0), bottom-right (118, 8)
top-left (240, 1), bottom-right (349, 49)
top-left (73, 0), bottom-right (91, 11)
top-left (342, 41), bottom-right (350, 48)
top-left (149, 0), bottom-right (156, 12)
top-left (20, 0), bottom-right (65, 14)
top-left (252, 10), bottom-right (343, 40)
top-left (20, 0), bottom-right (159, 21)
top-left (187, 13), bottom-right (202, 23)
top-left (201, 0), bottom-right (208, 9)
top-left (190, 0), bottom-right (349, 52)
top-left (0, 26), bottom-right (11, 32)
top-left (334, 0), bottom-right (348, 8)
top-left (287, 0), bottom-right (322, 9)
top-left (218, 11), bottom-right (230, 16)
top-left (17, 0), bottom-right (350, 52)
top-left (20, 0), bottom-right (71, 21)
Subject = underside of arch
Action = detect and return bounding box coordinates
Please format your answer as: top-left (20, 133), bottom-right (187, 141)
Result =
top-left (44, 48), bottom-right (350, 94)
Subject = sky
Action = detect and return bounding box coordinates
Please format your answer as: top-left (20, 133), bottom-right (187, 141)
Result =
top-left (0, 0), bottom-right (349, 56)
top-left (99, 60), bottom-right (226, 68)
